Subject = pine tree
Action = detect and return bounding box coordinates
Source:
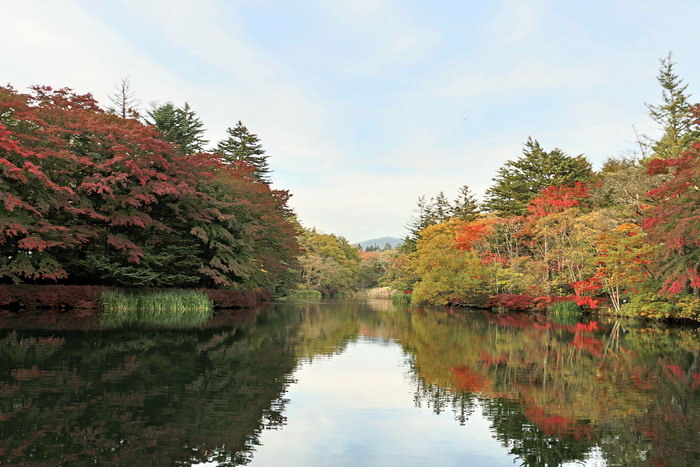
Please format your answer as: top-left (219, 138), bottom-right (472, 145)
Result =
top-left (451, 185), bottom-right (481, 222)
top-left (646, 53), bottom-right (697, 160)
top-left (146, 102), bottom-right (207, 155)
top-left (433, 191), bottom-right (452, 223)
top-left (216, 121), bottom-right (271, 183)
top-left (484, 138), bottom-right (592, 216)
top-left (401, 196), bottom-right (433, 253)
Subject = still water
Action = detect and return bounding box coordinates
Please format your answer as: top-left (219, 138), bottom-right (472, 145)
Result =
top-left (0, 300), bottom-right (697, 466)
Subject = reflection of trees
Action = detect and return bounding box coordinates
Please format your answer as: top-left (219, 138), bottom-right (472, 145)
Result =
top-left (0, 303), bottom-right (697, 466)
top-left (392, 309), bottom-right (699, 467)
top-left (0, 307), bottom-right (303, 465)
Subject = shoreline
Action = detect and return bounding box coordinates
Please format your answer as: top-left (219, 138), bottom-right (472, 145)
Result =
top-left (0, 284), bottom-right (272, 311)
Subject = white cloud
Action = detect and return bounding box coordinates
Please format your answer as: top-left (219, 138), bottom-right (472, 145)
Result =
top-left (498, 0), bottom-right (539, 46)
top-left (435, 60), bottom-right (610, 98)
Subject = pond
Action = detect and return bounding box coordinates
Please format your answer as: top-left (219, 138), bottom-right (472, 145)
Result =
top-left (0, 300), bottom-right (697, 466)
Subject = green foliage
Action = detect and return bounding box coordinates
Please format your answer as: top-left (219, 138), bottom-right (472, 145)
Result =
top-left (620, 292), bottom-right (676, 320)
top-left (286, 289), bottom-right (322, 301)
top-left (100, 290), bottom-right (213, 328)
top-left (409, 221), bottom-right (488, 306)
top-left (547, 301), bottom-right (583, 325)
top-left (146, 102), bottom-right (208, 155)
top-left (216, 121), bottom-right (271, 183)
top-left (298, 229), bottom-right (361, 293)
top-left (391, 292), bottom-right (412, 305)
top-left (620, 291), bottom-right (700, 321)
top-left (356, 250), bottom-right (390, 289)
top-left (484, 137), bottom-right (592, 216)
top-left (646, 53), bottom-right (697, 160)
top-left (451, 185), bottom-right (481, 222)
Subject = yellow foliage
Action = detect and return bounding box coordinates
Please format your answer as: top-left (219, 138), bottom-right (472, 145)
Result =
top-left (409, 220), bottom-right (488, 305)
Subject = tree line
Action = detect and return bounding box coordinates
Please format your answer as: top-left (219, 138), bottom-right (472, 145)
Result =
top-left (382, 54), bottom-right (700, 320)
top-left (0, 82), bottom-right (299, 293)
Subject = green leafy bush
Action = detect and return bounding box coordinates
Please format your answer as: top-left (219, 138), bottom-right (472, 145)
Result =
top-left (391, 293), bottom-right (412, 305)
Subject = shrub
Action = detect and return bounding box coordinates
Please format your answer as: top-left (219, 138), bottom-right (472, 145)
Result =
top-left (620, 292), bottom-right (676, 320)
top-left (621, 292), bottom-right (700, 321)
top-left (391, 292), bottom-right (412, 305)
top-left (485, 294), bottom-right (534, 311)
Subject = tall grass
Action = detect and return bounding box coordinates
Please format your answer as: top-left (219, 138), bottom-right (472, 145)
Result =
top-left (548, 301), bottom-right (583, 325)
top-left (286, 290), bottom-right (322, 301)
top-left (391, 293), bottom-right (412, 306)
top-left (100, 290), bottom-right (213, 328)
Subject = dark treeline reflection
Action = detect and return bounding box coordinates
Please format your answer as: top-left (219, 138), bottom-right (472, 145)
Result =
top-left (0, 302), bottom-right (698, 466)
top-left (0, 306), bottom-right (303, 465)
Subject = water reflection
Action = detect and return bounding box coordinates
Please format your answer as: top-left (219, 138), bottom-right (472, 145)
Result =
top-left (0, 302), bottom-right (697, 466)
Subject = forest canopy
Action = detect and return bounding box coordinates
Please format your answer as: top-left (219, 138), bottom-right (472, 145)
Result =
top-left (0, 84), bottom-right (300, 292)
top-left (383, 55), bottom-right (700, 321)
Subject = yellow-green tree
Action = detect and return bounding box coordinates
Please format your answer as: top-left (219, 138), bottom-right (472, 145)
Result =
top-left (297, 230), bottom-right (361, 293)
top-left (409, 220), bottom-right (488, 305)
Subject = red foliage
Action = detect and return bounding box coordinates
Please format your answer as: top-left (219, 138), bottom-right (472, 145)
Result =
top-left (524, 405), bottom-right (591, 440)
top-left (643, 112), bottom-right (700, 293)
top-left (569, 321), bottom-right (599, 334)
top-left (570, 277), bottom-right (602, 309)
top-left (490, 313), bottom-right (542, 328)
top-left (0, 84), bottom-right (300, 288)
top-left (485, 294), bottom-right (534, 311)
top-left (572, 333), bottom-right (604, 357)
top-left (451, 365), bottom-right (487, 392)
top-left (526, 182), bottom-right (590, 218)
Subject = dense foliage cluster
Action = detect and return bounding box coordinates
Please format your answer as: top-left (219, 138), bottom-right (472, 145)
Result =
top-left (0, 85), bottom-right (299, 291)
top-left (297, 229), bottom-right (361, 294)
top-left (385, 56), bottom-right (700, 320)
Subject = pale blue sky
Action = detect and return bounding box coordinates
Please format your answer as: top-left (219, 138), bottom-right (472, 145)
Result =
top-left (2, 0), bottom-right (698, 242)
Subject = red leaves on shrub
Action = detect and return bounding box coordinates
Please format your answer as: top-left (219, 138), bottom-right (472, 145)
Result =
top-left (485, 294), bottom-right (534, 311)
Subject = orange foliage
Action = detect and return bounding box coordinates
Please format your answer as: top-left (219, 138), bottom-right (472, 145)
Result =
top-left (455, 219), bottom-right (495, 251)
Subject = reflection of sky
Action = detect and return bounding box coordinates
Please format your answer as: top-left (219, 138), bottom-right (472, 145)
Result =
top-left (250, 337), bottom-right (515, 466)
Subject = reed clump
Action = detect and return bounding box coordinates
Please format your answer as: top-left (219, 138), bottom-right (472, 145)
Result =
top-left (286, 290), bottom-right (322, 301)
top-left (100, 290), bottom-right (213, 328)
top-left (548, 301), bottom-right (583, 325)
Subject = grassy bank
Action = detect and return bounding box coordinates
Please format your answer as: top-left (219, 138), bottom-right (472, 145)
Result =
top-left (100, 290), bottom-right (213, 328)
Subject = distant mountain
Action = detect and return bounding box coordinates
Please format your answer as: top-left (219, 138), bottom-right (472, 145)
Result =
top-left (357, 236), bottom-right (402, 250)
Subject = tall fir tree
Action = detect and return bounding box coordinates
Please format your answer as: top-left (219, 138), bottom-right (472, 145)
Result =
top-left (451, 185), bottom-right (481, 222)
top-left (646, 53), bottom-right (697, 160)
top-left (484, 138), bottom-right (592, 216)
top-left (401, 196), bottom-right (434, 253)
top-left (432, 191), bottom-right (452, 223)
top-left (216, 121), bottom-right (271, 183)
top-left (146, 102), bottom-right (208, 155)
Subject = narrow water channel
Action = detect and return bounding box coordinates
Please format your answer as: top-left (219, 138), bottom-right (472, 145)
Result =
top-left (0, 300), bottom-right (697, 466)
